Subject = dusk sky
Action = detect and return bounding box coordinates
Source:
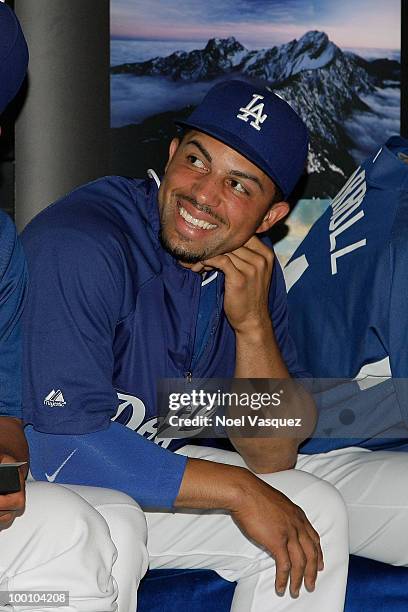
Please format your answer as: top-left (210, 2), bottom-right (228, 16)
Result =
top-left (111, 0), bottom-right (400, 49)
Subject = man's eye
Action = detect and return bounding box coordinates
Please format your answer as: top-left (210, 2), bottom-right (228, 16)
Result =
top-left (188, 155), bottom-right (205, 169)
top-left (230, 180), bottom-right (248, 194)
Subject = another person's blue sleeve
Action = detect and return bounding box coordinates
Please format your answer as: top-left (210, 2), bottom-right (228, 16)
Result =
top-left (0, 212), bottom-right (27, 418)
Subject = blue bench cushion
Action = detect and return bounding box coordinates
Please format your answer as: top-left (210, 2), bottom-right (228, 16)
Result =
top-left (138, 556), bottom-right (408, 611)
top-left (138, 568), bottom-right (235, 611)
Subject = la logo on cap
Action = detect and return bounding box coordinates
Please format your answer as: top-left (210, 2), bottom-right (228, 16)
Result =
top-left (237, 94), bottom-right (267, 131)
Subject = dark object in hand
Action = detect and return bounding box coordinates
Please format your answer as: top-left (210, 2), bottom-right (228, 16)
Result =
top-left (0, 466), bottom-right (20, 494)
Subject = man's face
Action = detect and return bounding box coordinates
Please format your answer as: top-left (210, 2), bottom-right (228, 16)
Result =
top-left (158, 131), bottom-right (286, 266)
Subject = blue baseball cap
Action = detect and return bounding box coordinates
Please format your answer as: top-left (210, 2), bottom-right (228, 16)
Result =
top-left (176, 79), bottom-right (309, 199)
top-left (0, 3), bottom-right (28, 114)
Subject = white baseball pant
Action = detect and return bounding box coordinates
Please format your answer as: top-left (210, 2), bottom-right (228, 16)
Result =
top-left (146, 445), bottom-right (349, 612)
top-left (0, 482), bottom-right (148, 612)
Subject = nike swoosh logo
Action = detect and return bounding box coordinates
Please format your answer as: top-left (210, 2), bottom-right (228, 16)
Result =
top-left (45, 449), bottom-right (78, 483)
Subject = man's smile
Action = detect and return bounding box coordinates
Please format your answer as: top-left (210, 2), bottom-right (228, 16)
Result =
top-left (173, 196), bottom-right (225, 238)
top-left (177, 203), bottom-right (218, 231)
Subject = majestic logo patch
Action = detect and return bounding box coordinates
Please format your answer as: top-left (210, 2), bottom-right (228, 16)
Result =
top-left (237, 94), bottom-right (267, 131)
top-left (44, 389), bottom-right (66, 407)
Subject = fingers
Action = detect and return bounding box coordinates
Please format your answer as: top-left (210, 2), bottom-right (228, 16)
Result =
top-left (0, 494), bottom-right (25, 514)
top-left (296, 506), bottom-right (323, 572)
top-left (222, 252), bottom-right (254, 277)
top-left (230, 251), bottom-right (272, 278)
top-left (231, 477), bottom-right (324, 600)
top-left (0, 457), bottom-right (27, 530)
top-left (203, 243), bottom-right (273, 274)
top-left (201, 253), bottom-right (240, 274)
top-left (201, 248), bottom-right (273, 332)
top-left (0, 487), bottom-right (25, 528)
top-left (274, 522), bottom-right (322, 597)
top-left (202, 251), bottom-right (272, 291)
top-left (304, 521), bottom-right (324, 572)
top-left (234, 239), bottom-right (275, 276)
top-left (287, 534), bottom-right (307, 597)
top-left (274, 544), bottom-right (292, 596)
top-left (297, 529), bottom-right (320, 593)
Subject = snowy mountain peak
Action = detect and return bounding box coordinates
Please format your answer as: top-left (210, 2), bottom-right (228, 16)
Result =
top-left (204, 36), bottom-right (246, 56)
top-left (288, 30), bottom-right (338, 73)
top-left (112, 30), bottom-right (344, 84)
top-left (297, 30), bottom-right (329, 48)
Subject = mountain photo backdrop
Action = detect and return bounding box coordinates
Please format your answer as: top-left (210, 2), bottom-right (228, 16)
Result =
top-left (110, 0), bottom-right (401, 264)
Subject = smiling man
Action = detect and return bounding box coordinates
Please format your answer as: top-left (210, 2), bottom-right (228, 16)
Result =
top-left (22, 80), bottom-right (349, 610)
top-left (158, 131), bottom-right (285, 262)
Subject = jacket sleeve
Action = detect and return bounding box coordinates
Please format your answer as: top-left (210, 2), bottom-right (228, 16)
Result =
top-left (22, 222), bottom-right (188, 507)
top-left (22, 225), bottom-right (128, 433)
top-left (0, 214), bottom-right (27, 418)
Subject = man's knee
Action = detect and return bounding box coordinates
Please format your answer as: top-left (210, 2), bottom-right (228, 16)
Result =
top-left (305, 478), bottom-right (348, 533)
top-left (61, 484), bottom-right (148, 545)
top-left (25, 481), bottom-right (110, 537)
top-left (61, 483), bottom-right (149, 582)
top-left (259, 469), bottom-right (348, 537)
top-left (25, 483), bottom-right (119, 569)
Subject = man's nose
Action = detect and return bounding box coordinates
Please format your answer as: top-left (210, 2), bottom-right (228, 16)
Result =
top-left (191, 173), bottom-right (222, 208)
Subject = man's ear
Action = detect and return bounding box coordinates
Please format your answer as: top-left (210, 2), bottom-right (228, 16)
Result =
top-left (164, 138), bottom-right (181, 173)
top-left (255, 201), bottom-right (290, 233)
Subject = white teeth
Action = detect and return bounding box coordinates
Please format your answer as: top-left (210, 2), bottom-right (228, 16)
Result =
top-left (178, 206), bottom-right (217, 230)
